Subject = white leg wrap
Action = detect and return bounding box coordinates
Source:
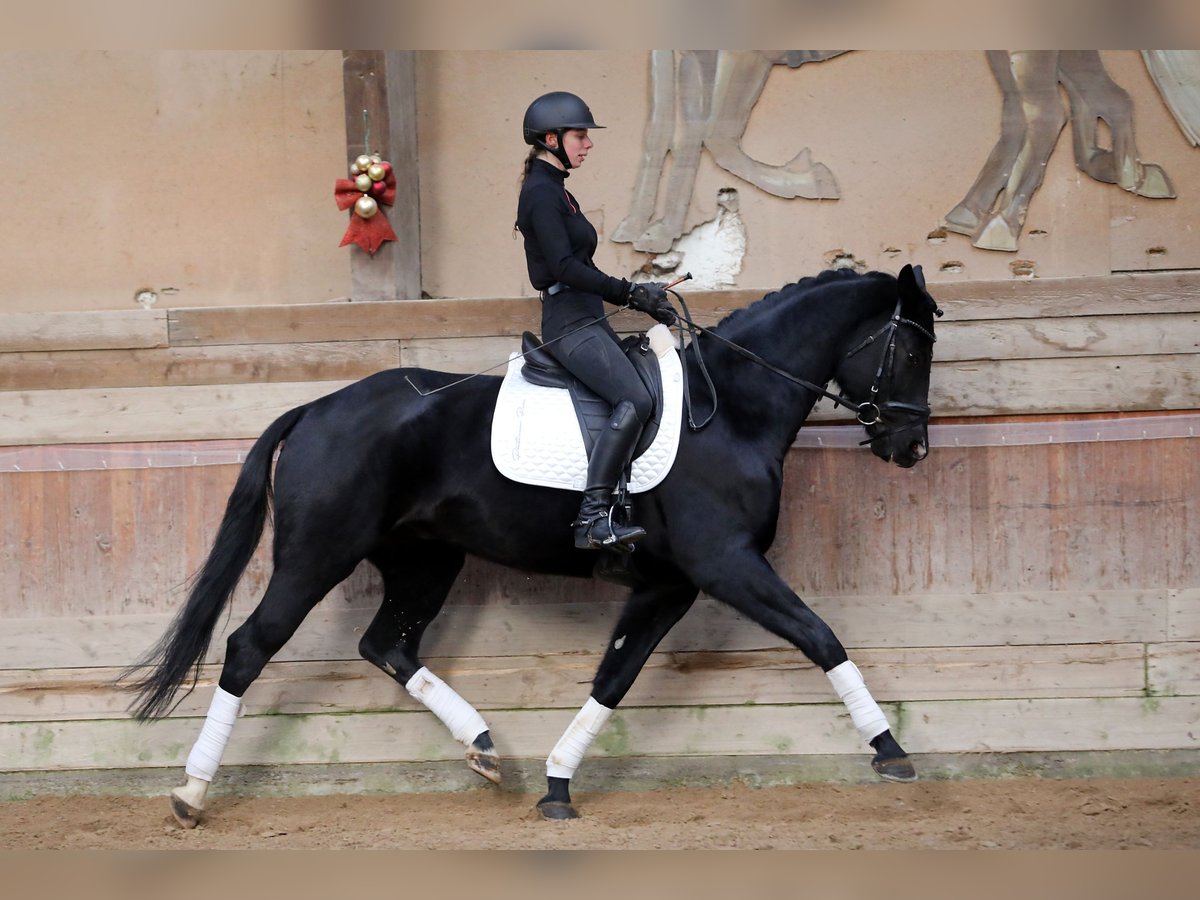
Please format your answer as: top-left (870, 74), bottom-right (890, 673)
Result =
top-left (546, 696), bottom-right (613, 780)
top-left (405, 667), bottom-right (488, 746)
top-left (184, 686), bottom-right (242, 782)
top-left (827, 660), bottom-right (890, 743)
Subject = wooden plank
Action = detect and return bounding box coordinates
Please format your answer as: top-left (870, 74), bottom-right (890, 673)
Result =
top-left (1148, 642), bottom-right (1200, 696)
top-left (0, 309), bottom-right (168, 353)
top-left (0, 380), bottom-right (353, 445)
top-left (0, 271), bottom-right (1192, 354)
top-left (2, 695), bottom-right (1196, 773)
top-left (0, 643), bottom-right (1149, 723)
top-left (927, 270), bottom-right (1200, 321)
top-left (167, 298), bottom-right (542, 346)
top-left (0, 341), bottom-right (400, 392)
top-left (0, 703), bottom-right (865, 772)
top-left (399, 336), bottom-right (526, 373)
top-left (159, 271), bottom-right (1200, 346)
top-left (936, 312), bottom-right (1200, 362)
top-left (1168, 589), bottom-right (1200, 640)
top-left (919, 353), bottom-right (1200, 418)
top-left (0, 591), bottom-right (1169, 671)
top-left (614, 271), bottom-right (1200, 324)
top-left (902, 696), bottom-right (1200, 754)
top-left (5, 351), bottom-right (1196, 445)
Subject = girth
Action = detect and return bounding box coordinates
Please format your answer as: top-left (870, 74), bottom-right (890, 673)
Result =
top-left (518, 331), bottom-right (664, 457)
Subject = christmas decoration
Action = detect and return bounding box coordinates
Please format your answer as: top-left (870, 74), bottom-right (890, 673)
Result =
top-left (334, 151), bottom-right (398, 254)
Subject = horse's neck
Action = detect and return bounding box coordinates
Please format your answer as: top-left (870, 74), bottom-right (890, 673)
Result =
top-left (707, 290), bottom-right (878, 448)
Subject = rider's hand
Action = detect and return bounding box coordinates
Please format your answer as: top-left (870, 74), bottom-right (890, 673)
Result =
top-left (627, 282), bottom-right (678, 326)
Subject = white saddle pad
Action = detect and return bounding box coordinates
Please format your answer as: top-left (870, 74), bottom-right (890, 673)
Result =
top-left (490, 324), bottom-right (684, 493)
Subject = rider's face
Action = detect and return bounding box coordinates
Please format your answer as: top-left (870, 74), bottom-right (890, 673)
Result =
top-left (546, 129), bottom-right (592, 169)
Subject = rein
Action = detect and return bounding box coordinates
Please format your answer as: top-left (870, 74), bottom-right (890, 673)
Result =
top-left (669, 286), bottom-right (937, 437)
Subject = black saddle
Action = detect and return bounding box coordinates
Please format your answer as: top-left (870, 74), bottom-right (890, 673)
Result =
top-left (518, 331), bottom-right (664, 458)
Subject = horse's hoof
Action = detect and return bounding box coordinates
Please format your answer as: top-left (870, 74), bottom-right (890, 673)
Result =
top-left (872, 754), bottom-right (918, 783)
top-left (466, 749), bottom-right (502, 785)
top-left (170, 790), bottom-right (202, 829)
top-left (536, 800), bottom-right (579, 821)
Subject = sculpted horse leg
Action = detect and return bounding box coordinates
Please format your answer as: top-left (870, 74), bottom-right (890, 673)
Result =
top-left (1058, 50), bottom-right (1175, 198)
top-left (357, 538), bottom-right (500, 784)
top-left (537, 576), bottom-right (699, 820)
top-left (631, 50), bottom-right (713, 253)
top-left (944, 50), bottom-right (1029, 238)
top-left (685, 541), bottom-right (915, 783)
top-left (612, 49), bottom-right (676, 245)
top-left (703, 52), bottom-right (840, 201)
top-left (973, 51), bottom-right (1067, 252)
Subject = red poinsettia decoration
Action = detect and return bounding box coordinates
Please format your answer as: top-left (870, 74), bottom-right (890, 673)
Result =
top-left (334, 154), bottom-right (398, 254)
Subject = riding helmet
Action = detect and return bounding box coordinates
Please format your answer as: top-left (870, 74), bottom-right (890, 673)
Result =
top-left (522, 91), bottom-right (604, 169)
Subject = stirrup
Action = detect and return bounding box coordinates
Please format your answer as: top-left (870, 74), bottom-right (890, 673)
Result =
top-left (573, 510), bottom-right (646, 550)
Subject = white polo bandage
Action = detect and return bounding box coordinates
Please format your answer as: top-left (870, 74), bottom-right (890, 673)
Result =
top-left (184, 686), bottom-right (242, 783)
top-left (546, 696), bottom-right (613, 780)
top-left (405, 667), bottom-right (488, 746)
top-left (827, 660), bottom-right (890, 742)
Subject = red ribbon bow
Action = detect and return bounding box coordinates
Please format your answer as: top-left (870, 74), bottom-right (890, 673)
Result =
top-left (333, 165), bottom-right (398, 254)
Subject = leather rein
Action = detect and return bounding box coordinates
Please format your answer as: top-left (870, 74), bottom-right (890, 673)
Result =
top-left (669, 289), bottom-right (937, 440)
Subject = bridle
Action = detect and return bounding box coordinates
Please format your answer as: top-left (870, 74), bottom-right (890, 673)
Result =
top-left (672, 290), bottom-right (938, 441)
top-left (840, 295), bottom-right (938, 441)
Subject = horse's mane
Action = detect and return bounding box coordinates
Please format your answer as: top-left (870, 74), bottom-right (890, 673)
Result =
top-left (713, 267), bottom-right (890, 333)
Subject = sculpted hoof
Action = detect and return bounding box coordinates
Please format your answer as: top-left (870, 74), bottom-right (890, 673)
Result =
top-left (466, 748), bottom-right (502, 785)
top-left (170, 790), bottom-right (203, 829)
top-left (872, 754), bottom-right (918, 783)
top-left (537, 799), bottom-right (580, 821)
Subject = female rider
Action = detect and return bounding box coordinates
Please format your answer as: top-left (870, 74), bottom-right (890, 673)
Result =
top-left (514, 91), bottom-right (677, 551)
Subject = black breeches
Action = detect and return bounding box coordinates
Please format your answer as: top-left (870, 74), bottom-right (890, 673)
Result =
top-left (544, 319), bottom-right (653, 425)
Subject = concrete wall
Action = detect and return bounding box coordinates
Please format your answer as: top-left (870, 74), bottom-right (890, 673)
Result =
top-left (2, 51), bottom-right (1198, 314)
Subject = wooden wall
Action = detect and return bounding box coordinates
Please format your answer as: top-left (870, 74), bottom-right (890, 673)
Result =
top-left (2, 271), bottom-right (1198, 791)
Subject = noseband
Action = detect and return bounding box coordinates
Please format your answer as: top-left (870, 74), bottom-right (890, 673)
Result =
top-left (674, 290), bottom-right (937, 436)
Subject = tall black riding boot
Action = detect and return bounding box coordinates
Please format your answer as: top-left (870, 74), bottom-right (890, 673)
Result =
top-left (573, 400), bottom-right (647, 550)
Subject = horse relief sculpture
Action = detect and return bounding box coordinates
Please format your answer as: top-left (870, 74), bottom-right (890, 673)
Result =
top-left (612, 50), bottom-right (846, 254)
top-left (945, 51), bottom-right (1177, 252)
top-left (616, 50), bottom-right (1196, 259)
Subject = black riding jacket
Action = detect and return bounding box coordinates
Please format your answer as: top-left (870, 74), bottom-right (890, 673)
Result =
top-left (516, 159), bottom-right (629, 311)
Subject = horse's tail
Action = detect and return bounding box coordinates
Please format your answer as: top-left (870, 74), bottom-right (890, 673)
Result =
top-left (121, 404), bottom-right (309, 721)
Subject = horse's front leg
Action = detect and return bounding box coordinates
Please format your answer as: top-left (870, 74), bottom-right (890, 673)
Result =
top-left (538, 575), bottom-right (699, 820)
top-left (685, 543), bottom-right (916, 783)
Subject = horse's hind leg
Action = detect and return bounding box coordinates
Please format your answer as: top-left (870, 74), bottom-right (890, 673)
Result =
top-left (170, 562), bottom-right (357, 827)
top-left (356, 539), bottom-right (501, 784)
top-left (538, 576), bottom-right (698, 820)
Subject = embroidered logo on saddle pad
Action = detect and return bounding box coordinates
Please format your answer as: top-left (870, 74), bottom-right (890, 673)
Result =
top-left (490, 324), bottom-right (684, 493)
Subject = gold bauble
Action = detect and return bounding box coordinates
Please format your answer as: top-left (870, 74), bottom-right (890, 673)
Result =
top-left (367, 163), bottom-right (386, 182)
top-left (370, 153), bottom-right (382, 164)
top-left (355, 154), bottom-right (373, 172)
top-left (349, 162), bottom-right (362, 175)
top-left (354, 195), bottom-right (379, 218)
top-left (355, 173), bottom-right (373, 192)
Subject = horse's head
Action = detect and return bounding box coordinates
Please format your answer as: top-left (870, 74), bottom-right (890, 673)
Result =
top-left (834, 264), bottom-right (941, 468)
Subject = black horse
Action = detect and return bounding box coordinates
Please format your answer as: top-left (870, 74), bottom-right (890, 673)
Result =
top-left (124, 264), bottom-right (940, 827)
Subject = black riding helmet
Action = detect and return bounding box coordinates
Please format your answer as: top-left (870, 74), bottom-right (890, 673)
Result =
top-left (522, 91), bottom-right (604, 170)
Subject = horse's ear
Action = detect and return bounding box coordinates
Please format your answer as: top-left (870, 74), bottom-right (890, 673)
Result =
top-left (898, 263), bottom-right (942, 319)
top-left (898, 263), bottom-right (925, 293)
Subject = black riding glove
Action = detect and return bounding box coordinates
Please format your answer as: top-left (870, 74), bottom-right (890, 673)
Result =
top-left (626, 282), bottom-right (678, 326)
